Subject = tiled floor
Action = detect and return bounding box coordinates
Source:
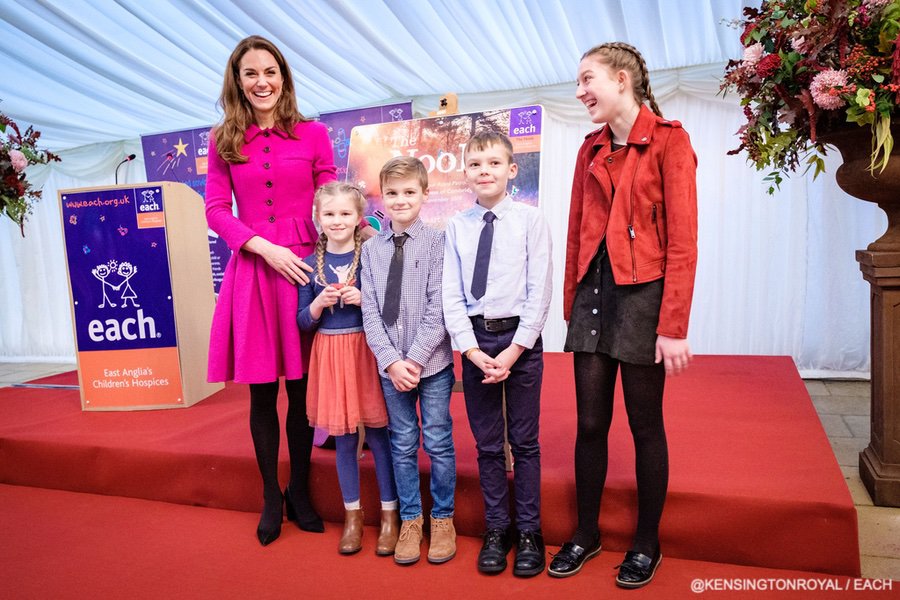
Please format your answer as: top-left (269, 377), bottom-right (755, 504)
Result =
top-left (807, 379), bottom-right (900, 580)
top-left (0, 362), bottom-right (897, 579)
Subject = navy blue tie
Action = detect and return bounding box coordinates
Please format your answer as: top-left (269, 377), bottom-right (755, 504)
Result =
top-left (382, 233), bottom-right (407, 325)
top-left (471, 211), bottom-right (495, 300)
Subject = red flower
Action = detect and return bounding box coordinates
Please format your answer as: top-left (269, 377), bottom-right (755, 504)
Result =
top-left (756, 53), bottom-right (783, 78)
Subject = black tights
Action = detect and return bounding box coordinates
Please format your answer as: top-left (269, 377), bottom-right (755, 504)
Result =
top-left (572, 352), bottom-right (667, 557)
top-left (249, 378), bottom-right (316, 526)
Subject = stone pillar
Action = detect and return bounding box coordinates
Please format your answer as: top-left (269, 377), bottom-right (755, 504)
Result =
top-left (857, 250), bottom-right (900, 507)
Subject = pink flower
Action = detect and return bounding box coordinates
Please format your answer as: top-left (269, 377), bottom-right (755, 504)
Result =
top-left (790, 36), bottom-right (807, 54)
top-left (743, 43), bottom-right (764, 66)
top-left (810, 69), bottom-right (849, 110)
top-left (9, 149), bottom-right (27, 173)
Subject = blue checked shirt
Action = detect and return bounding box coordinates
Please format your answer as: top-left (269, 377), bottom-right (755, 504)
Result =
top-left (442, 195), bottom-right (553, 353)
top-left (361, 217), bottom-right (453, 378)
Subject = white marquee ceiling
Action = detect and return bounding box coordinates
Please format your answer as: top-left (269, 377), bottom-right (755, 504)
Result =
top-left (0, 0), bottom-right (747, 150)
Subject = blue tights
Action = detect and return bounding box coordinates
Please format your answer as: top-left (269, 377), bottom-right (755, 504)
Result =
top-left (334, 426), bottom-right (397, 505)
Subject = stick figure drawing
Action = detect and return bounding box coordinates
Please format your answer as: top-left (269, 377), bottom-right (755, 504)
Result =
top-left (91, 262), bottom-right (118, 308)
top-left (117, 261), bottom-right (139, 308)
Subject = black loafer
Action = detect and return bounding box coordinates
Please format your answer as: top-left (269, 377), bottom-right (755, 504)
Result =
top-left (477, 528), bottom-right (512, 574)
top-left (513, 529), bottom-right (545, 577)
top-left (548, 536), bottom-right (601, 578)
top-left (615, 550), bottom-right (662, 588)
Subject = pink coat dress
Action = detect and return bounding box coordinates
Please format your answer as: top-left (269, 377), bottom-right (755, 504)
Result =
top-left (205, 121), bottom-right (337, 383)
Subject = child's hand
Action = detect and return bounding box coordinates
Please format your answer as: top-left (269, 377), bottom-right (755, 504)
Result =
top-left (481, 365), bottom-right (510, 384)
top-left (314, 285), bottom-right (341, 310)
top-left (469, 351), bottom-right (505, 383)
top-left (481, 344), bottom-right (524, 383)
top-left (339, 285), bottom-right (361, 307)
top-left (655, 335), bottom-right (692, 375)
top-left (387, 360), bottom-right (421, 392)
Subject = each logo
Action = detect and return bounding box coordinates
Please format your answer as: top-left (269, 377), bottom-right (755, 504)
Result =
top-left (139, 189), bottom-right (161, 213)
top-left (90, 260), bottom-right (140, 309)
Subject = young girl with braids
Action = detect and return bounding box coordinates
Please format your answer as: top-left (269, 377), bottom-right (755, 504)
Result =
top-left (297, 182), bottom-right (399, 556)
top-left (550, 42), bottom-right (697, 588)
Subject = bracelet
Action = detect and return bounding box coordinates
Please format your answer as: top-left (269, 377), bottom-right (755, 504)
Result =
top-left (464, 347), bottom-right (481, 359)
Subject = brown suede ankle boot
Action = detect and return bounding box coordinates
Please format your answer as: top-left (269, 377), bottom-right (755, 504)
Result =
top-left (375, 509), bottom-right (400, 555)
top-left (338, 509), bottom-right (364, 554)
top-left (393, 515), bottom-right (424, 565)
top-left (428, 517), bottom-right (457, 563)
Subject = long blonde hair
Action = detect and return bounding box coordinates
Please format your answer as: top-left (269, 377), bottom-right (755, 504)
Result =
top-left (582, 42), bottom-right (662, 117)
top-left (214, 35), bottom-right (309, 164)
top-left (312, 182), bottom-right (367, 288)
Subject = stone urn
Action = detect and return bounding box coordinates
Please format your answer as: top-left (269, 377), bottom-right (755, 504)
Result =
top-left (817, 121), bottom-right (900, 250)
top-left (819, 120), bottom-right (900, 507)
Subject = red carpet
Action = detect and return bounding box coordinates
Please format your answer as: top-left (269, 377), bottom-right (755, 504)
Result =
top-left (0, 354), bottom-right (858, 576)
top-left (0, 484), bottom-right (886, 600)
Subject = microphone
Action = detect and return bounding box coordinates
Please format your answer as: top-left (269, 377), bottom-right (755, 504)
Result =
top-left (115, 154), bottom-right (137, 184)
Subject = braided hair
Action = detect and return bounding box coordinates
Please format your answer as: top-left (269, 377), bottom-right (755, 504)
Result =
top-left (312, 182), bottom-right (367, 288)
top-left (582, 42), bottom-right (662, 117)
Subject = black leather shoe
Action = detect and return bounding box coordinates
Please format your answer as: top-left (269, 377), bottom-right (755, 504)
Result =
top-left (284, 488), bottom-right (325, 533)
top-left (548, 535), bottom-right (601, 578)
top-left (513, 529), bottom-right (546, 577)
top-left (615, 550), bottom-right (662, 588)
top-left (477, 528), bottom-right (512, 574)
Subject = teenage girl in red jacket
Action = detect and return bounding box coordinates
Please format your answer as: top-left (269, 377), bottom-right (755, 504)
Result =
top-left (549, 42), bottom-right (698, 588)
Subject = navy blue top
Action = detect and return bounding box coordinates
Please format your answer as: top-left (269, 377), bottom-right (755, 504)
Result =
top-left (297, 249), bottom-right (363, 332)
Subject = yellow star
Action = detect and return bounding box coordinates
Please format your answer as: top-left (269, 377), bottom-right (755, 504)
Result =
top-left (173, 138), bottom-right (189, 157)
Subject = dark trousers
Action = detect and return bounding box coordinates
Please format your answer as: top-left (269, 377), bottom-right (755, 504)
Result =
top-left (462, 322), bottom-right (543, 531)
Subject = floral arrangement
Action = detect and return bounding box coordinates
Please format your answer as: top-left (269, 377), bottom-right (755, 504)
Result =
top-left (721, 0), bottom-right (900, 193)
top-left (1, 108), bottom-right (60, 235)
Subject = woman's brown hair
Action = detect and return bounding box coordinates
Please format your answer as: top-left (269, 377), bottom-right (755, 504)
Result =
top-left (213, 35), bottom-right (309, 164)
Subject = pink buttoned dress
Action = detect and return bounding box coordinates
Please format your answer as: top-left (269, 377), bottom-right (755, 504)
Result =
top-left (205, 121), bottom-right (337, 383)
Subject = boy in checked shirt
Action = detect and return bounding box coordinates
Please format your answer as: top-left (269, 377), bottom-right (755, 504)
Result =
top-left (361, 157), bottom-right (457, 566)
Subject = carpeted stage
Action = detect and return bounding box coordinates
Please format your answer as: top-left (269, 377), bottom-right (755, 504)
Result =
top-left (0, 353), bottom-right (862, 596)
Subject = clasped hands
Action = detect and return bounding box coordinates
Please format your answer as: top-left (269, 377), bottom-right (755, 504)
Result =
top-left (387, 359), bottom-right (422, 392)
top-left (314, 283), bottom-right (361, 309)
top-left (469, 344), bottom-right (524, 384)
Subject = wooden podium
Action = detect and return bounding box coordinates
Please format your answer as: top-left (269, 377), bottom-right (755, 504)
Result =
top-left (59, 182), bottom-right (223, 410)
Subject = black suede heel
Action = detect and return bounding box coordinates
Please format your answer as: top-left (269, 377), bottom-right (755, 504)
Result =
top-left (284, 487), bottom-right (324, 533)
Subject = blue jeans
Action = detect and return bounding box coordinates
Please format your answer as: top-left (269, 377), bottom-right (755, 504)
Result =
top-left (380, 364), bottom-right (456, 521)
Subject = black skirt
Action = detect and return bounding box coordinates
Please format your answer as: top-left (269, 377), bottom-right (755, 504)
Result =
top-left (564, 240), bottom-right (663, 365)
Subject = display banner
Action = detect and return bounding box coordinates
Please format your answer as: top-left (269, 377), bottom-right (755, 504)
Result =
top-left (318, 102), bottom-right (412, 180)
top-left (140, 127), bottom-right (232, 294)
top-left (61, 185), bottom-right (184, 408)
top-left (141, 105), bottom-right (412, 293)
top-left (346, 105), bottom-right (543, 230)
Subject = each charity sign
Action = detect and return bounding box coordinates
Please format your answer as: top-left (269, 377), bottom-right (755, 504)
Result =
top-left (61, 186), bottom-right (184, 408)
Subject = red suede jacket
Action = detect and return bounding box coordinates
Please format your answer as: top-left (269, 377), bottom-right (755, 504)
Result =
top-left (564, 105), bottom-right (698, 339)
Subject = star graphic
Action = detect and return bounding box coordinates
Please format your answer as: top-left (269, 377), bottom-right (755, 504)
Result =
top-left (173, 138), bottom-right (189, 157)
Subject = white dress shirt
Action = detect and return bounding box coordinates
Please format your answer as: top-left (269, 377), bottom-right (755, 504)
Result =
top-left (442, 195), bottom-right (552, 352)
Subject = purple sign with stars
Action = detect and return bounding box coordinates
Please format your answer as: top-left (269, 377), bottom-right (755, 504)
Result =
top-left (141, 126), bottom-right (231, 294)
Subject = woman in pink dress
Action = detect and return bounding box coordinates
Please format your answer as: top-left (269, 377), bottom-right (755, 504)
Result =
top-left (205, 35), bottom-right (336, 546)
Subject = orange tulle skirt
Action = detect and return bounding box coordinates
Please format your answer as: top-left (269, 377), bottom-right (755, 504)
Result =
top-left (306, 330), bottom-right (387, 436)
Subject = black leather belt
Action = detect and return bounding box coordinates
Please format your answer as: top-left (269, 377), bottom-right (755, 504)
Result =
top-left (471, 315), bottom-right (520, 333)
